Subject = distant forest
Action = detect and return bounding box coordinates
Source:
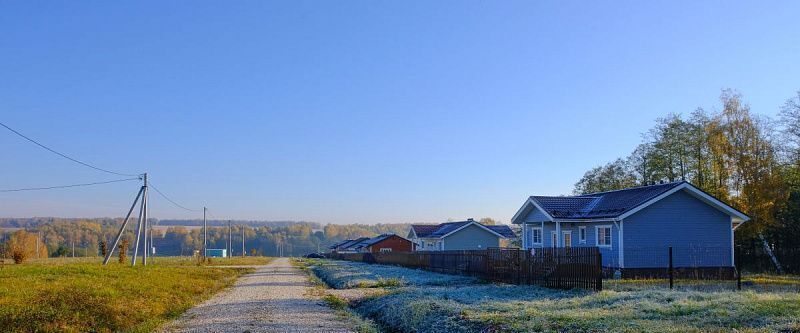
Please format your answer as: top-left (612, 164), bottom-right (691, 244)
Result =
top-left (0, 218), bottom-right (413, 257)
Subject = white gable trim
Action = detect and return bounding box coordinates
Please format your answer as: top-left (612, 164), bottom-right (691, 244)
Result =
top-left (616, 183), bottom-right (750, 222)
top-left (439, 221), bottom-right (508, 239)
top-left (511, 198), bottom-right (555, 224)
top-left (408, 227), bottom-right (418, 239)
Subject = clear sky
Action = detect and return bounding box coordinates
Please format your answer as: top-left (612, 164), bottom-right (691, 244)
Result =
top-left (1, 1), bottom-right (799, 224)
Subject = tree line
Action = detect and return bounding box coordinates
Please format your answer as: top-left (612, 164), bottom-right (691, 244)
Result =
top-left (0, 217), bottom-right (509, 260)
top-left (0, 218), bottom-right (415, 259)
top-left (574, 89), bottom-right (800, 250)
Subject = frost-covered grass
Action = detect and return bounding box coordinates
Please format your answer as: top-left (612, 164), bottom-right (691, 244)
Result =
top-left (307, 259), bottom-right (800, 332)
top-left (306, 259), bottom-right (478, 289)
top-left (358, 284), bottom-right (800, 332)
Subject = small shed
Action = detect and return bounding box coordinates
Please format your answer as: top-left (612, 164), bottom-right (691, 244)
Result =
top-left (205, 249), bottom-right (228, 258)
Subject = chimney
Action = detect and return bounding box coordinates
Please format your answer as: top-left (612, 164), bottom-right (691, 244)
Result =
top-left (467, 218), bottom-right (474, 222)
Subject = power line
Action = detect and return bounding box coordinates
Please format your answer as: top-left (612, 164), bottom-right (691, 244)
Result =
top-left (149, 182), bottom-right (203, 212)
top-left (0, 121), bottom-right (138, 177)
top-left (0, 177), bottom-right (141, 192)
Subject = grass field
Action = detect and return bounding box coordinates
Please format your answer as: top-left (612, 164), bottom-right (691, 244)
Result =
top-left (305, 259), bottom-right (800, 333)
top-left (0, 256), bottom-right (271, 333)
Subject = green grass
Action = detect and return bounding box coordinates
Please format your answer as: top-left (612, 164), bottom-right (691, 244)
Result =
top-left (0, 256), bottom-right (257, 333)
top-left (150, 256), bottom-right (274, 266)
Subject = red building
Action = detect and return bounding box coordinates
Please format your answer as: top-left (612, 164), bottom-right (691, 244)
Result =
top-left (359, 234), bottom-right (414, 253)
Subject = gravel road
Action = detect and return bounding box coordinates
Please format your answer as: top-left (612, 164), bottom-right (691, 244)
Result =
top-left (160, 257), bottom-right (353, 333)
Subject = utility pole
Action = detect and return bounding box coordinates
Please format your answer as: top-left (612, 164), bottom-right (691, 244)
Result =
top-left (149, 222), bottom-right (154, 258)
top-left (228, 220), bottom-right (232, 257)
top-left (36, 231), bottom-right (41, 259)
top-left (142, 173), bottom-right (148, 266)
top-left (203, 207), bottom-right (207, 258)
top-left (103, 174), bottom-right (146, 265)
top-left (71, 241), bottom-right (75, 257)
top-left (241, 226), bottom-right (245, 257)
top-left (132, 173), bottom-right (149, 266)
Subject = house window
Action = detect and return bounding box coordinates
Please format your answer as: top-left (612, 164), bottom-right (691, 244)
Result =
top-left (380, 248), bottom-right (392, 253)
top-left (579, 226), bottom-right (587, 244)
top-left (596, 226), bottom-right (612, 247)
top-left (530, 227), bottom-right (542, 245)
top-left (562, 231), bottom-right (572, 248)
top-left (551, 231), bottom-right (558, 248)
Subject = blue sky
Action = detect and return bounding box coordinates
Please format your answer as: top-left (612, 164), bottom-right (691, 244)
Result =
top-left (1, 1), bottom-right (799, 224)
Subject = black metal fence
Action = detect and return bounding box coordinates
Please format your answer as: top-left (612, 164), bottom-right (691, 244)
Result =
top-left (738, 245), bottom-right (800, 275)
top-left (328, 247), bottom-right (603, 291)
top-left (619, 246), bottom-right (735, 280)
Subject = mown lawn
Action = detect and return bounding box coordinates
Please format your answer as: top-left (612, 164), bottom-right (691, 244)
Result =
top-left (0, 257), bottom-right (260, 333)
top-left (307, 259), bottom-right (800, 333)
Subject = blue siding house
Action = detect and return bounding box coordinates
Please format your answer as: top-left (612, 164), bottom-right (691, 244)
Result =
top-left (511, 181), bottom-right (749, 272)
top-left (408, 219), bottom-right (516, 251)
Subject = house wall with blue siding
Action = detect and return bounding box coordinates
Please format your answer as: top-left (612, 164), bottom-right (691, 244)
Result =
top-left (523, 220), bottom-right (620, 268)
top-left (443, 224), bottom-right (500, 250)
top-left (523, 204), bottom-right (551, 223)
top-left (623, 189), bottom-right (732, 268)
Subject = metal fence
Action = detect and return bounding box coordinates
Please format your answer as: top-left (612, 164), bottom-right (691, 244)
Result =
top-left (329, 247), bottom-right (603, 291)
top-left (738, 245), bottom-right (800, 275)
top-left (619, 246), bottom-right (736, 280)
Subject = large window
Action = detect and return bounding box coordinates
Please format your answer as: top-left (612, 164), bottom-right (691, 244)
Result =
top-left (380, 248), bottom-right (392, 253)
top-left (596, 226), bottom-right (612, 247)
top-left (529, 227), bottom-right (542, 245)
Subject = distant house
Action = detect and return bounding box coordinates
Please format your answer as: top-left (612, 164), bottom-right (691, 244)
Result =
top-left (408, 218), bottom-right (516, 251)
top-left (352, 234), bottom-right (414, 253)
top-left (510, 181), bottom-right (749, 272)
top-left (329, 237), bottom-right (370, 253)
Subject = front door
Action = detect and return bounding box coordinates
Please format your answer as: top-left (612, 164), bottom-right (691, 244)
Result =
top-left (562, 231), bottom-right (572, 248)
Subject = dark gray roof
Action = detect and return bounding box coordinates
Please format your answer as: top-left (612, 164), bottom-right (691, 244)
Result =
top-left (487, 225), bottom-right (516, 238)
top-left (411, 220), bottom-right (515, 239)
top-left (530, 181), bottom-right (684, 219)
top-left (337, 237), bottom-right (370, 250)
top-left (328, 239), bottom-right (351, 249)
top-left (410, 224), bottom-right (441, 238)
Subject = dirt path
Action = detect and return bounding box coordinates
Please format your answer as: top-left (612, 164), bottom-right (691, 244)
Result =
top-left (160, 257), bottom-right (352, 333)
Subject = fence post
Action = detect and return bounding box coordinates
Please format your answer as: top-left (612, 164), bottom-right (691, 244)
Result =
top-left (736, 246), bottom-right (741, 291)
top-left (596, 250), bottom-right (603, 291)
top-left (556, 249), bottom-right (561, 289)
top-left (668, 246), bottom-right (674, 290)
